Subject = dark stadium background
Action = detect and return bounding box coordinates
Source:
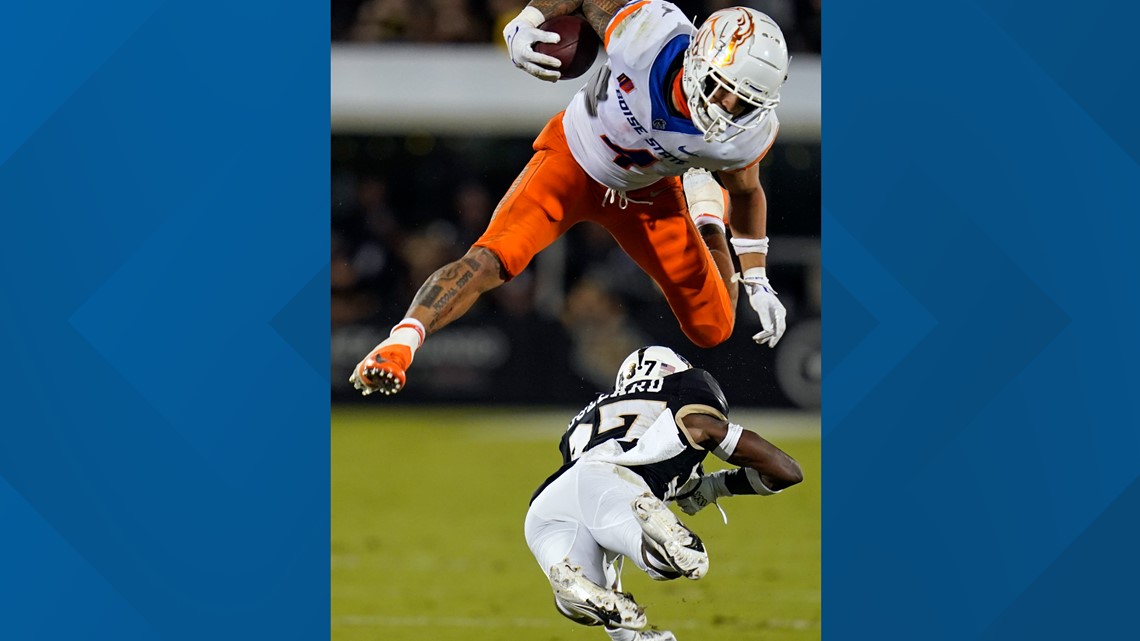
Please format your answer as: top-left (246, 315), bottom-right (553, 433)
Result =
top-left (331, 136), bottom-right (819, 406)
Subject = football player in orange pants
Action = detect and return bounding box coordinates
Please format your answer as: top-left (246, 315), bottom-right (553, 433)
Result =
top-left (351, 1), bottom-right (789, 396)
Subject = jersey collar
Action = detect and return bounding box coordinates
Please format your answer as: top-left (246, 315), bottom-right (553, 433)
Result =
top-left (671, 69), bottom-right (692, 119)
top-left (649, 34), bottom-right (702, 135)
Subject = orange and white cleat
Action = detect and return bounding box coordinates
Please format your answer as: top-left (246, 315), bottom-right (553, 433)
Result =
top-left (349, 344), bottom-right (412, 396)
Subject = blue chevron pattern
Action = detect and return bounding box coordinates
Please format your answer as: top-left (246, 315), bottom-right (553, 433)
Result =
top-left (827, 0), bottom-right (1140, 639)
top-left (5, 0), bottom-right (1140, 638)
top-left (0, 2), bottom-right (328, 640)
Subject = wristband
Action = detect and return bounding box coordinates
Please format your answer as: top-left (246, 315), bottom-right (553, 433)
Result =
top-left (744, 468), bottom-right (779, 495)
top-left (723, 468), bottom-right (780, 496)
top-left (713, 422), bottom-right (744, 460)
top-left (730, 236), bottom-right (769, 255)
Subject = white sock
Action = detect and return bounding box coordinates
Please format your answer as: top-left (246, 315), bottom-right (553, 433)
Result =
top-left (376, 318), bottom-right (425, 362)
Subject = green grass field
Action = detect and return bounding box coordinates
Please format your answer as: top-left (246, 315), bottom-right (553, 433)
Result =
top-left (332, 407), bottom-right (820, 641)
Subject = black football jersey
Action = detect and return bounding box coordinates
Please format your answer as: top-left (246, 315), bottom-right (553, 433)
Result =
top-left (531, 368), bottom-right (730, 502)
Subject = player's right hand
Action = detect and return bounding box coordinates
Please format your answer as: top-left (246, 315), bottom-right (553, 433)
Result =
top-left (738, 273), bottom-right (787, 348)
top-left (503, 7), bottom-right (561, 82)
top-left (675, 474), bottom-right (719, 515)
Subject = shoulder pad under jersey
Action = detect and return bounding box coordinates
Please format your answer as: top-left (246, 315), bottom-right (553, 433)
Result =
top-left (669, 368), bottom-right (729, 417)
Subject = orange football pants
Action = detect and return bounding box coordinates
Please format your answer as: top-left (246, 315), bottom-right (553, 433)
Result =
top-left (474, 112), bottom-right (735, 348)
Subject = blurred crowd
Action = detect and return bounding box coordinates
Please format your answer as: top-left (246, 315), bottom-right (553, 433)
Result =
top-left (331, 136), bottom-right (667, 391)
top-left (332, 0), bottom-right (821, 53)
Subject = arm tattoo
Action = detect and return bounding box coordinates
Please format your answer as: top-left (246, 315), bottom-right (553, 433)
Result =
top-left (409, 247), bottom-right (506, 333)
top-left (437, 264), bottom-right (462, 280)
top-left (430, 270), bottom-right (475, 313)
top-left (583, 0), bottom-right (628, 39)
top-left (529, 0), bottom-right (584, 20)
top-left (415, 285), bottom-right (444, 309)
top-left (465, 247), bottom-right (509, 280)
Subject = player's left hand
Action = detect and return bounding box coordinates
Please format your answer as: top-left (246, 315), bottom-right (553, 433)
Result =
top-left (738, 273), bottom-right (787, 348)
top-left (503, 7), bottom-right (562, 82)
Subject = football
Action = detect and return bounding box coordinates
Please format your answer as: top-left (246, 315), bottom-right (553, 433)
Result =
top-left (535, 15), bottom-right (601, 80)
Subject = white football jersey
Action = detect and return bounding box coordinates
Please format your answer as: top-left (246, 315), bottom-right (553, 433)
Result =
top-left (562, 0), bottom-right (779, 192)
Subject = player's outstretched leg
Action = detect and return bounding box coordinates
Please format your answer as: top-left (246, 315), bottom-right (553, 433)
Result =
top-left (683, 167), bottom-right (739, 316)
top-left (631, 494), bottom-right (709, 580)
top-left (549, 561), bottom-right (647, 630)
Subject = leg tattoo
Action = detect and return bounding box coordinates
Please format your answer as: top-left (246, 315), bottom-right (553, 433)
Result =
top-left (406, 247), bottom-right (506, 334)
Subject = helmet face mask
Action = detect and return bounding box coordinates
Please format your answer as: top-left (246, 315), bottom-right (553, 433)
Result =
top-left (682, 8), bottom-right (789, 143)
top-left (614, 346), bottom-right (693, 392)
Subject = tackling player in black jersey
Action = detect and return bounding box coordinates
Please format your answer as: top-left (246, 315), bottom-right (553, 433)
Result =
top-left (524, 345), bottom-right (802, 641)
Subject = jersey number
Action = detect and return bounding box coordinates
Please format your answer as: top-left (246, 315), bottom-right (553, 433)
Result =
top-left (601, 135), bottom-right (658, 169)
top-left (566, 399), bottom-right (668, 461)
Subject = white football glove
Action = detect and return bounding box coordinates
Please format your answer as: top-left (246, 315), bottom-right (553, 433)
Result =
top-left (503, 7), bottom-right (561, 82)
top-left (736, 268), bottom-right (787, 348)
top-left (675, 470), bottom-right (733, 515)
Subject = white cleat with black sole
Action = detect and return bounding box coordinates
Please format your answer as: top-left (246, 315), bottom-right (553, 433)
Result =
top-left (632, 494), bottom-right (709, 580)
top-left (636, 631), bottom-right (678, 641)
top-left (605, 629), bottom-right (679, 641)
top-left (549, 561), bottom-right (647, 630)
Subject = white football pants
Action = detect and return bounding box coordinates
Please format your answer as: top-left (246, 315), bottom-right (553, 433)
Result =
top-left (524, 461), bottom-right (658, 589)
